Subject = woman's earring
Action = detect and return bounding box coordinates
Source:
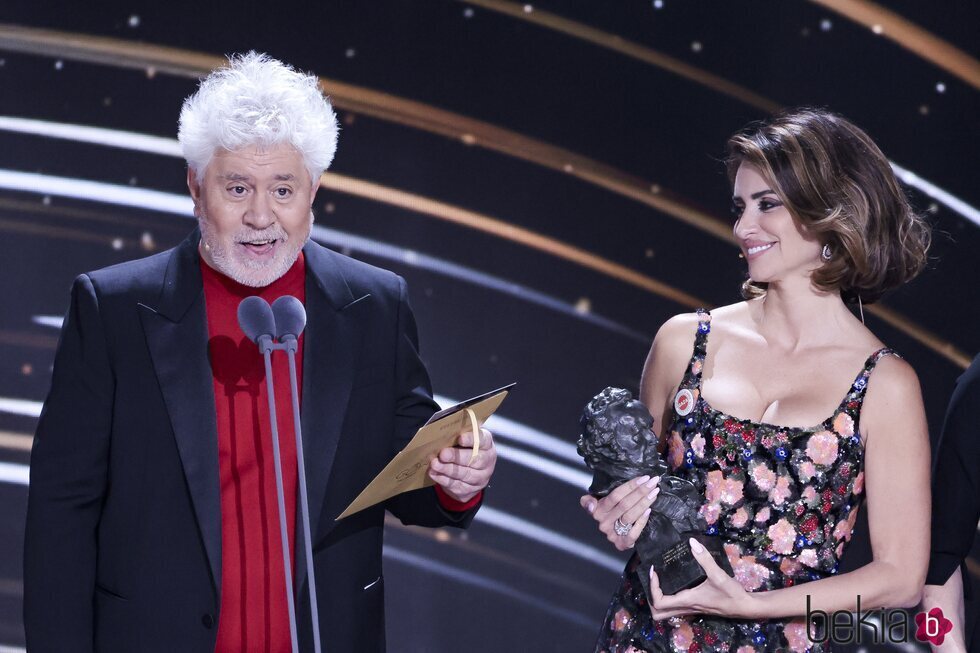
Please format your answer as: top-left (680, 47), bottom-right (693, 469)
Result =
top-left (821, 244), bottom-right (833, 261)
top-left (858, 295), bottom-right (865, 325)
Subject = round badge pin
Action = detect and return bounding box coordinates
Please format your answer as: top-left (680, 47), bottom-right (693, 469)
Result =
top-left (674, 388), bottom-right (694, 416)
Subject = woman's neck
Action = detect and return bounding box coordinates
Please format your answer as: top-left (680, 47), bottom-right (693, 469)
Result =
top-left (752, 277), bottom-right (855, 351)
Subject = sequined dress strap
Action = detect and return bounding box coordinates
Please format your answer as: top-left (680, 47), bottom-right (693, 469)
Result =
top-left (830, 346), bottom-right (897, 430)
top-left (678, 308), bottom-right (711, 391)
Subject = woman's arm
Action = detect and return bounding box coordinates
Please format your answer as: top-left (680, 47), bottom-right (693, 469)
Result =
top-left (639, 313), bottom-right (700, 444)
top-left (649, 355), bottom-right (931, 620)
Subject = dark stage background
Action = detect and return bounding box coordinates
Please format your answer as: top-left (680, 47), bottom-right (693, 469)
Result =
top-left (0, 1), bottom-right (977, 651)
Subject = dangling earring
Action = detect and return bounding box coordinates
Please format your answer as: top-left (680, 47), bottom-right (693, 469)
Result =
top-left (858, 295), bottom-right (865, 324)
top-left (821, 244), bottom-right (833, 261)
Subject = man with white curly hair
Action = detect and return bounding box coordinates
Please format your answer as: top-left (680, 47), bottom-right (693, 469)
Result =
top-left (24, 52), bottom-right (496, 653)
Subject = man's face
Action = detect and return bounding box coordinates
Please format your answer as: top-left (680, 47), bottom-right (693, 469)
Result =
top-left (188, 143), bottom-right (318, 287)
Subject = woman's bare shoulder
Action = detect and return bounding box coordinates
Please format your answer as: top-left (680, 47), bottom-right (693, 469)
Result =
top-left (864, 352), bottom-right (921, 403)
top-left (652, 302), bottom-right (751, 354)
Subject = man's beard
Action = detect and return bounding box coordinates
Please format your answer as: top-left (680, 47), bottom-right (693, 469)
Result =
top-left (198, 218), bottom-right (308, 288)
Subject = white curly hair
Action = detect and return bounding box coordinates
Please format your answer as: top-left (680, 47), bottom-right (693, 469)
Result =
top-left (178, 51), bottom-right (339, 183)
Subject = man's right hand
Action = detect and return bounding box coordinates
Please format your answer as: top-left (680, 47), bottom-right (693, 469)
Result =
top-left (580, 475), bottom-right (660, 551)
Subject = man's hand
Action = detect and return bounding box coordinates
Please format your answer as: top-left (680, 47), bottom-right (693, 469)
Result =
top-left (428, 427), bottom-right (496, 503)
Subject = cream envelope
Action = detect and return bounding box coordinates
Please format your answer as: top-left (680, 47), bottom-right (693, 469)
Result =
top-left (336, 383), bottom-right (515, 520)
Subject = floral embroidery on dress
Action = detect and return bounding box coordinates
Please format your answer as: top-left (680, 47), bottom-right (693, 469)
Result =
top-left (595, 309), bottom-right (895, 652)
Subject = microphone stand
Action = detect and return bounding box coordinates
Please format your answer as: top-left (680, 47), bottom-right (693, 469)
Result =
top-left (240, 296), bottom-right (321, 653)
top-left (281, 332), bottom-right (322, 653)
top-left (257, 334), bottom-right (301, 653)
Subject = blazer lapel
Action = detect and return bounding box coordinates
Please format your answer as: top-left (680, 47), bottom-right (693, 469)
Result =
top-left (139, 231), bottom-right (222, 597)
top-left (294, 241), bottom-right (367, 595)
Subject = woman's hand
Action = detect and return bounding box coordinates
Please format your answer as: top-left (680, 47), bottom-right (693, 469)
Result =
top-left (580, 475), bottom-right (660, 551)
top-left (648, 537), bottom-right (757, 620)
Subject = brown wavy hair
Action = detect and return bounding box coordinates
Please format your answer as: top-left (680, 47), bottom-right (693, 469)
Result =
top-left (726, 108), bottom-right (930, 304)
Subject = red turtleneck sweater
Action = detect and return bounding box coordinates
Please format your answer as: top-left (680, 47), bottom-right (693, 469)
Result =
top-left (203, 254), bottom-right (305, 652)
top-left (201, 254), bottom-right (478, 652)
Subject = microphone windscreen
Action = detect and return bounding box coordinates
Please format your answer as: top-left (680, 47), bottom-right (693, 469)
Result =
top-left (272, 295), bottom-right (307, 339)
top-left (237, 296), bottom-right (276, 344)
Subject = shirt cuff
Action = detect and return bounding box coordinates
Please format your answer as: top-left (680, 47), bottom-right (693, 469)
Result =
top-left (435, 485), bottom-right (483, 512)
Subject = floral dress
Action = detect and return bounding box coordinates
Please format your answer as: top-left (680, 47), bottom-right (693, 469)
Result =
top-left (595, 310), bottom-right (894, 653)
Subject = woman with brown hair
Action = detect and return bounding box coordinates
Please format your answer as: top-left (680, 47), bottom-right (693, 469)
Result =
top-left (582, 108), bottom-right (932, 652)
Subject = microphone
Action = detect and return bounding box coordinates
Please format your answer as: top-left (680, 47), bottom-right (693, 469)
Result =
top-left (237, 296), bottom-right (276, 353)
top-left (271, 295), bottom-right (307, 350)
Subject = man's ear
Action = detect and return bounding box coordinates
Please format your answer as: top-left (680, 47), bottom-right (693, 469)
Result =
top-left (187, 167), bottom-right (202, 205)
top-left (310, 176), bottom-right (320, 204)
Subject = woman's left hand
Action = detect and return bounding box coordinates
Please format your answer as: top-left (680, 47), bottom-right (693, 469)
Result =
top-left (648, 538), bottom-right (756, 620)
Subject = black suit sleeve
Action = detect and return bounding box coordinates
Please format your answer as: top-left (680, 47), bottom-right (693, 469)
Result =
top-left (24, 275), bottom-right (113, 652)
top-left (926, 355), bottom-right (980, 598)
top-left (383, 276), bottom-right (481, 527)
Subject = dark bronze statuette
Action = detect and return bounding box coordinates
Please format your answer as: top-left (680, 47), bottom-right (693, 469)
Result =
top-left (578, 387), bottom-right (733, 597)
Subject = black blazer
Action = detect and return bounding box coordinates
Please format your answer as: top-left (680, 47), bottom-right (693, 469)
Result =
top-left (24, 230), bottom-right (478, 652)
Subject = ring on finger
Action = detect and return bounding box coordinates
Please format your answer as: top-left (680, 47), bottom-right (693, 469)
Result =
top-left (613, 517), bottom-right (633, 537)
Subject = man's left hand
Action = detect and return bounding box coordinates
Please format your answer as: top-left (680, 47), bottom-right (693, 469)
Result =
top-left (428, 427), bottom-right (496, 503)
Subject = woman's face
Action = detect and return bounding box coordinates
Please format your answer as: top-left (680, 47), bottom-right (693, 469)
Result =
top-left (731, 163), bottom-right (823, 286)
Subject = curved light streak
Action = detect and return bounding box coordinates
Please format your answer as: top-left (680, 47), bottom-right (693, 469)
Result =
top-left (384, 546), bottom-right (597, 627)
top-left (891, 161), bottom-right (980, 227)
top-left (311, 226), bottom-right (649, 342)
top-left (0, 115), bottom-right (182, 157)
top-left (0, 431), bottom-right (32, 452)
top-left (0, 424), bottom-right (617, 577)
top-left (466, 0), bottom-right (980, 111)
top-left (0, 462), bottom-right (29, 485)
top-left (32, 315), bottom-right (65, 329)
top-left (320, 172), bottom-right (704, 307)
top-left (0, 115), bottom-right (707, 307)
top-left (0, 167), bottom-right (657, 339)
top-left (2, 160), bottom-right (969, 368)
top-left (808, 0), bottom-right (980, 89)
top-left (0, 169), bottom-right (194, 214)
top-left (0, 26), bottom-right (744, 243)
top-left (0, 116), bottom-right (706, 309)
top-left (475, 506), bottom-right (623, 573)
top-left (0, 397), bottom-right (42, 418)
top-left (492, 443), bottom-right (589, 489)
top-left (459, 0), bottom-right (779, 112)
top-left (0, 458), bottom-right (622, 574)
top-left (0, 28), bottom-right (974, 236)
